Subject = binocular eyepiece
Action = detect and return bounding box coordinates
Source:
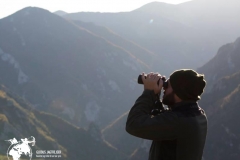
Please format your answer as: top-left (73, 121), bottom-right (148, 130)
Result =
top-left (137, 74), bottom-right (168, 88)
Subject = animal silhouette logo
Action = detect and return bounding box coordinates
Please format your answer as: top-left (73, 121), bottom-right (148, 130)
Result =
top-left (5, 136), bottom-right (35, 160)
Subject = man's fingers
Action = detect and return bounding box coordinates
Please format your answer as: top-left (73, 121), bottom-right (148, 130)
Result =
top-left (147, 72), bottom-right (153, 78)
top-left (141, 72), bottom-right (163, 94)
top-left (141, 73), bottom-right (146, 83)
top-left (153, 73), bottom-right (161, 80)
top-left (153, 74), bottom-right (157, 80)
top-left (142, 72), bottom-right (162, 82)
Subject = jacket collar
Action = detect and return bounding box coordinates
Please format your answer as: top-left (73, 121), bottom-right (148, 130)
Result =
top-left (169, 101), bottom-right (198, 111)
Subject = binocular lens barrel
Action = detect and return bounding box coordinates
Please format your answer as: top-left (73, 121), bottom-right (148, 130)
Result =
top-left (137, 74), bottom-right (168, 88)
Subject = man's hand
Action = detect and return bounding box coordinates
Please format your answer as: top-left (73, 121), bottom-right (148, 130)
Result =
top-left (142, 72), bottom-right (163, 94)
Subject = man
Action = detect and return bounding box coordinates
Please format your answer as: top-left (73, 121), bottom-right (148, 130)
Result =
top-left (126, 69), bottom-right (207, 160)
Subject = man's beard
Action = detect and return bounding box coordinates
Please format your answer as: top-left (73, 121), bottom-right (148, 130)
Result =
top-left (162, 91), bottom-right (176, 106)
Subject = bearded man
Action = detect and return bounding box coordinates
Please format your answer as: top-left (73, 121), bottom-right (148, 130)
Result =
top-left (126, 69), bottom-right (207, 160)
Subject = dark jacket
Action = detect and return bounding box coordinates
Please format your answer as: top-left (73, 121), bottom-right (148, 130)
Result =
top-left (126, 90), bottom-right (207, 160)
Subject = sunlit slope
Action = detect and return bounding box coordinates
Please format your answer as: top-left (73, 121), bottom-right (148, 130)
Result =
top-left (0, 7), bottom-right (149, 129)
top-left (0, 86), bottom-right (127, 160)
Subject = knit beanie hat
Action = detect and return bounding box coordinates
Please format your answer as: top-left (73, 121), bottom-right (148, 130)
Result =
top-left (169, 69), bottom-right (206, 101)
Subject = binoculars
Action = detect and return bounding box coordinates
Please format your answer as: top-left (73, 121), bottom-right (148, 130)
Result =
top-left (137, 74), bottom-right (168, 88)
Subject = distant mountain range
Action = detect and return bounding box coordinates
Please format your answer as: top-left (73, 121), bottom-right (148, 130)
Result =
top-left (61, 0), bottom-right (240, 70)
top-left (63, 8), bottom-right (210, 70)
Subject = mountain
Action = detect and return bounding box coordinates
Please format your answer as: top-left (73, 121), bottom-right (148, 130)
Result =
top-left (64, 8), bottom-right (212, 71)
top-left (197, 37), bottom-right (240, 159)
top-left (132, 2), bottom-right (183, 21)
top-left (63, 0), bottom-right (240, 71)
top-left (54, 10), bottom-right (68, 16)
top-left (0, 7), bottom-right (149, 129)
top-left (71, 20), bottom-right (158, 70)
top-left (198, 37), bottom-right (240, 92)
top-left (0, 85), bottom-right (126, 159)
top-left (136, 0), bottom-right (240, 43)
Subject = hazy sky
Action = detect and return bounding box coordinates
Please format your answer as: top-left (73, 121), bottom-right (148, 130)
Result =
top-left (0, 0), bottom-right (192, 19)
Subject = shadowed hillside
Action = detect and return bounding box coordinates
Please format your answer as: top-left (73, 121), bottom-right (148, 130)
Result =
top-left (198, 37), bottom-right (240, 92)
top-left (198, 37), bottom-right (240, 159)
top-left (0, 85), bottom-right (126, 159)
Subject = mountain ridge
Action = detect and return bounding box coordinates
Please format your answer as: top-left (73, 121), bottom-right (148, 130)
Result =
top-left (0, 6), bottom-right (149, 129)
